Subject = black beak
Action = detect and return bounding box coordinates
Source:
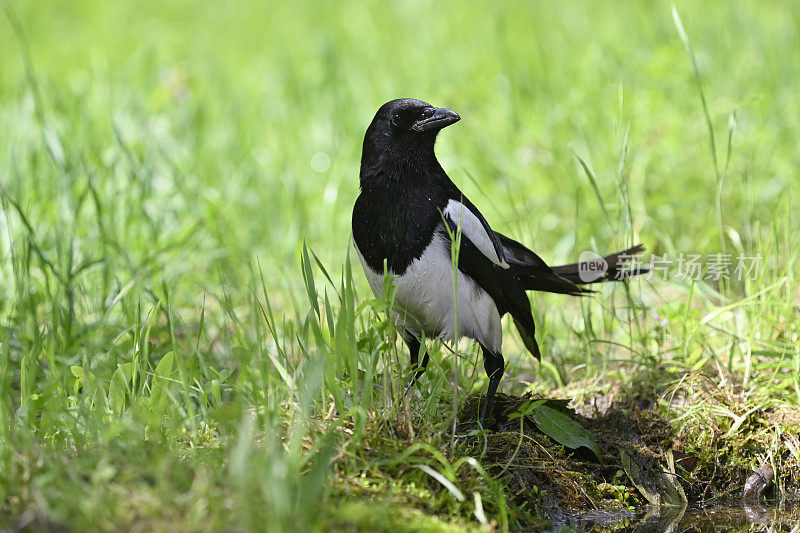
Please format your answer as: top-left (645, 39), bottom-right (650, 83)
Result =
top-left (414, 107), bottom-right (461, 132)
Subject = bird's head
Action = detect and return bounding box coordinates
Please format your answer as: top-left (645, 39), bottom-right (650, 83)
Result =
top-left (360, 98), bottom-right (460, 181)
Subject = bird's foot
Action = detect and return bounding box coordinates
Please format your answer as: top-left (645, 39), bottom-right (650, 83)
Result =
top-left (478, 402), bottom-right (495, 430)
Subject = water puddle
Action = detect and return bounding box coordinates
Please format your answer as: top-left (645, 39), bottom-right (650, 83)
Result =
top-left (548, 501), bottom-right (800, 532)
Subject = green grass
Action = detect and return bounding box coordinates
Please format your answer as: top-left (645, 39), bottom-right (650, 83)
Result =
top-left (1, 0), bottom-right (799, 530)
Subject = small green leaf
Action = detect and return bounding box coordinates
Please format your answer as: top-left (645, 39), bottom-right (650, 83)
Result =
top-left (365, 298), bottom-right (389, 313)
top-left (71, 366), bottom-right (85, 380)
top-left (508, 399), bottom-right (546, 420)
top-left (532, 404), bottom-right (602, 462)
top-left (150, 351), bottom-right (175, 417)
top-left (71, 366), bottom-right (97, 393)
top-left (109, 362), bottom-right (133, 415)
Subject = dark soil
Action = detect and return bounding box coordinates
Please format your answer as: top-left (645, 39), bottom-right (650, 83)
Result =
top-left (453, 390), bottom-right (795, 527)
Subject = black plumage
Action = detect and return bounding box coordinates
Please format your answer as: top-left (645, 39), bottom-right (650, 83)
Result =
top-left (352, 98), bottom-right (645, 427)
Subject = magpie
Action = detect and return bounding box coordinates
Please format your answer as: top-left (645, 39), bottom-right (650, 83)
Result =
top-left (352, 98), bottom-right (645, 427)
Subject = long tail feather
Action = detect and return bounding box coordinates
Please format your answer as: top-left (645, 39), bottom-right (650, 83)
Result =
top-left (551, 244), bottom-right (648, 285)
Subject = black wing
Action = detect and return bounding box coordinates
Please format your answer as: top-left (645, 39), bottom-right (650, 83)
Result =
top-left (440, 221), bottom-right (541, 360)
top-left (496, 233), bottom-right (590, 295)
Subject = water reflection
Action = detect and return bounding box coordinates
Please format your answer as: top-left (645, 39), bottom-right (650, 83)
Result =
top-left (551, 501), bottom-right (800, 532)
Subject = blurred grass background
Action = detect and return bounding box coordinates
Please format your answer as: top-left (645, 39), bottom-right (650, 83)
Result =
top-left (1, 0), bottom-right (799, 530)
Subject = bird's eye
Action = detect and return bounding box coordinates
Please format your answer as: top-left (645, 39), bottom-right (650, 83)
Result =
top-left (391, 113), bottom-right (401, 126)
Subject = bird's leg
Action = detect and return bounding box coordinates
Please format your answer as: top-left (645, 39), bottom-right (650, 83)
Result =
top-left (479, 346), bottom-right (504, 428)
top-left (403, 333), bottom-right (428, 392)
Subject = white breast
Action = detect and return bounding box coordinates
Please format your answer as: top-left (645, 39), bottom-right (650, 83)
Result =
top-left (355, 227), bottom-right (502, 353)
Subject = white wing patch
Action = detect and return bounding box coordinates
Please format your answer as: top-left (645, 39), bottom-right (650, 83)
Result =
top-left (443, 199), bottom-right (509, 269)
top-left (355, 231), bottom-right (503, 353)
